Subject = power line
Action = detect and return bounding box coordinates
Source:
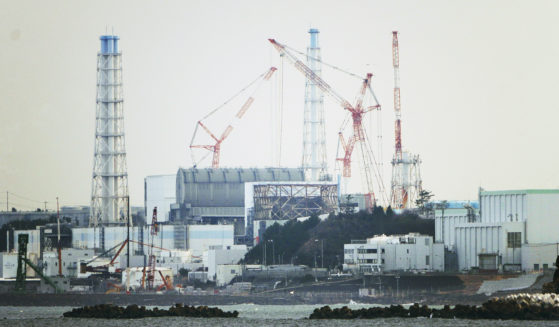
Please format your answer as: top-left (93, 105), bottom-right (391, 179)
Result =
top-left (7, 191), bottom-right (45, 204)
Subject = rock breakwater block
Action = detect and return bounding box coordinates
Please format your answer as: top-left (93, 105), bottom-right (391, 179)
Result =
top-left (309, 293), bottom-right (559, 320)
top-left (63, 303), bottom-right (238, 319)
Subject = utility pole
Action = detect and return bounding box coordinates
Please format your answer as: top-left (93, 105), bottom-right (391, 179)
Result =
top-left (57, 197), bottom-right (62, 277)
top-left (263, 241), bottom-right (267, 266)
top-left (43, 201), bottom-right (48, 212)
top-left (6, 191), bottom-right (8, 212)
top-left (270, 240), bottom-right (275, 265)
top-left (321, 239), bottom-right (324, 269)
top-left (315, 239), bottom-right (324, 268)
top-left (126, 196), bottom-right (130, 268)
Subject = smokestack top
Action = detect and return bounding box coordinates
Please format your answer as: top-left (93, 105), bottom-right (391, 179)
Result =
top-left (100, 35), bottom-right (120, 54)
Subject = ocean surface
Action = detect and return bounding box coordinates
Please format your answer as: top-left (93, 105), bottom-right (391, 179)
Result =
top-left (0, 303), bottom-right (556, 326)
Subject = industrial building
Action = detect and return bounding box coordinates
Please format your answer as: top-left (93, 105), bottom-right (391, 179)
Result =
top-left (435, 189), bottom-right (559, 272)
top-left (175, 167), bottom-right (305, 236)
top-left (343, 233), bottom-right (444, 274)
top-left (42, 249), bottom-right (94, 278)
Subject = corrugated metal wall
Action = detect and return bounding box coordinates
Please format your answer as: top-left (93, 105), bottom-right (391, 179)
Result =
top-left (176, 168), bottom-right (304, 208)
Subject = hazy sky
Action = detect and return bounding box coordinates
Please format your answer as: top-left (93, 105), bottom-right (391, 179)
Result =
top-left (1, 0), bottom-right (559, 209)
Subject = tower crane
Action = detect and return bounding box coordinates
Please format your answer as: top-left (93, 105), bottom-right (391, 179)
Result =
top-left (268, 39), bottom-right (387, 209)
top-left (189, 67), bottom-right (277, 168)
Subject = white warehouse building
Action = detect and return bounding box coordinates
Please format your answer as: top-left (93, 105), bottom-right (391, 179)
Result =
top-left (343, 233), bottom-right (444, 273)
top-left (435, 189), bottom-right (559, 272)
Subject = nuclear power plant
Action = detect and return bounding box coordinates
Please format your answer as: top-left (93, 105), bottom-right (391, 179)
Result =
top-left (4, 28), bottom-right (557, 298)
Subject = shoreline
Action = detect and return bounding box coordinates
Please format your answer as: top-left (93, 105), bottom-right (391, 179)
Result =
top-left (0, 292), bottom-right (491, 307)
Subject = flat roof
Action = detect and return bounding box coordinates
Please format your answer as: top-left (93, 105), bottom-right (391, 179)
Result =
top-left (480, 189), bottom-right (559, 196)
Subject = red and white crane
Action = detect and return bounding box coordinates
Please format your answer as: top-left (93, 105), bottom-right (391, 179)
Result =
top-left (268, 39), bottom-right (387, 209)
top-left (189, 67), bottom-right (277, 168)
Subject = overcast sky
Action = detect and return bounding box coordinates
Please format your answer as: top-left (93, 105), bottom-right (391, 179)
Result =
top-left (1, 0), bottom-right (559, 209)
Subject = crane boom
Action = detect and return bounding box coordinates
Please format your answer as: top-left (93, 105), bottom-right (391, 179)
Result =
top-left (268, 39), bottom-right (352, 109)
top-left (269, 38), bottom-right (384, 209)
top-left (190, 66), bottom-right (277, 168)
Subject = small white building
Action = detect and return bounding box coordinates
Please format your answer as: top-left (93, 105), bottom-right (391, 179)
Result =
top-left (0, 253), bottom-right (18, 278)
top-left (42, 248), bottom-right (95, 277)
top-left (343, 233), bottom-right (444, 273)
top-left (216, 264), bottom-right (242, 287)
top-left (187, 224), bottom-right (234, 256)
top-left (204, 245), bottom-right (247, 281)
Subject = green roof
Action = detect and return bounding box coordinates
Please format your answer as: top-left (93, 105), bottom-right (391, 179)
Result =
top-left (480, 189), bottom-right (559, 196)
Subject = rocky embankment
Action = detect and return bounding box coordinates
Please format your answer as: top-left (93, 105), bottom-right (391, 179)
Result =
top-left (310, 293), bottom-right (559, 320)
top-left (63, 303), bottom-right (238, 319)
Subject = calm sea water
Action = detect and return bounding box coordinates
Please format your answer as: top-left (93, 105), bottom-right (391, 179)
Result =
top-left (0, 304), bottom-right (556, 327)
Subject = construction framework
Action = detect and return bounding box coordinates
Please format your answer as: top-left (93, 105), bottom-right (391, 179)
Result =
top-left (252, 183), bottom-right (338, 220)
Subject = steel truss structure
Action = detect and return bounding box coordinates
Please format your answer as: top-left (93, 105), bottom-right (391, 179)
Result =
top-left (302, 28), bottom-right (328, 181)
top-left (90, 35), bottom-right (129, 226)
top-left (253, 183), bottom-right (338, 220)
top-left (389, 31), bottom-right (422, 209)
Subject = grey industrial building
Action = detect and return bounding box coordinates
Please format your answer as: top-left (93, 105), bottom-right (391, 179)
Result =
top-left (174, 167), bottom-right (305, 233)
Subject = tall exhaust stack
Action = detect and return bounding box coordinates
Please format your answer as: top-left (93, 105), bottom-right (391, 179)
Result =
top-left (90, 35), bottom-right (129, 226)
top-left (302, 28), bottom-right (328, 181)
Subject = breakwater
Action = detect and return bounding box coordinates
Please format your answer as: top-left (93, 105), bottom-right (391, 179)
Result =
top-left (63, 303), bottom-right (238, 319)
top-left (310, 293), bottom-right (559, 320)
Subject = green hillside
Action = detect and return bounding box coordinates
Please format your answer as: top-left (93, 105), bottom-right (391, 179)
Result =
top-left (241, 208), bottom-right (434, 269)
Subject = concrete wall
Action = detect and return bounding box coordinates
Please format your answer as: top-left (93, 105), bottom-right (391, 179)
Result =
top-left (454, 221), bottom-right (524, 271)
top-left (525, 192), bottom-right (559, 244)
top-left (480, 192), bottom-right (527, 223)
top-left (433, 243), bottom-right (445, 271)
top-left (435, 208), bottom-right (470, 248)
top-left (206, 245), bottom-right (247, 281)
top-left (216, 264), bottom-right (242, 287)
top-left (521, 243), bottom-right (558, 272)
top-left (187, 225), bottom-right (234, 256)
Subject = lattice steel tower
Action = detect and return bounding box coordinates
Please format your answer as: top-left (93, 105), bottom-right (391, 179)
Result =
top-left (90, 35), bottom-right (129, 226)
top-left (390, 31), bottom-right (422, 209)
top-left (302, 28), bottom-right (328, 181)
